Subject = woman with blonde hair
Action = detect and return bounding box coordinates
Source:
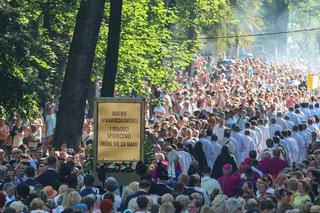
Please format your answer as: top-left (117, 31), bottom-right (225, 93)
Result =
top-left (29, 198), bottom-right (49, 213)
top-left (118, 182), bottom-right (138, 212)
top-left (160, 201), bottom-right (175, 213)
top-left (160, 193), bottom-right (174, 204)
top-left (175, 195), bottom-right (190, 213)
top-left (292, 179), bottom-right (311, 208)
top-left (200, 206), bottom-right (215, 213)
top-left (61, 189), bottom-right (81, 209)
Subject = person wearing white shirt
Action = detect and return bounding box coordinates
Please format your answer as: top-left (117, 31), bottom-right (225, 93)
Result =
top-left (192, 174), bottom-right (211, 206)
top-left (295, 108), bottom-right (305, 122)
top-left (199, 130), bottom-right (220, 170)
top-left (286, 130), bottom-right (299, 163)
top-left (243, 130), bottom-right (255, 161)
top-left (257, 119), bottom-right (270, 150)
top-left (163, 92), bottom-right (172, 116)
top-left (241, 123), bottom-right (259, 151)
top-left (300, 103), bottom-right (311, 120)
top-left (135, 196), bottom-right (150, 213)
top-left (292, 126), bottom-right (308, 162)
top-left (231, 125), bottom-right (246, 162)
top-left (82, 123), bottom-right (93, 145)
top-left (154, 103), bottom-right (165, 123)
top-left (3, 183), bottom-right (15, 205)
top-left (176, 143), bottom-right (192, 174)
top-left (308, 104), bottom-right (317, 116)
top-left (307, 118), bottom-right (320, 135)
top-left (286, 107), bottom-right (300, 125)
top-left (213, 119), bottom-right (226, 140)
top-left (268, 118), bottom-right (283, 138)
top-left (219, 130), bottom-right (239, 165)
top-left (315, 103), bottom-right (320, 116)
top-left (276, 112), bottom-right (288, 129)
top-left (179, 101), bottom-right (192, 116)
top-left (200, 166), bottom-right (221, 196)
top-left (167, 147), bottom-right (179, 179)
top-left (284, 116), bottom-right (295, 130)
top-left (251, 120), bottom-right (263, 152)
top-left (182, 129), bottom-right (197, 147)
top-left (299, 123), bottom-right (312, 144)
top-left (45, 108), bottom-right (56, 137)
top-left (234, 109), bottom-right (248, 130)
top-left (279, 136), bottom-right (291, 165)
top-left (210, 135), bottom-right (222, 168)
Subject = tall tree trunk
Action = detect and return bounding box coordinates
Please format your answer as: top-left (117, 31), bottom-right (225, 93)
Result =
top-left (185, 26), bottom-right (196, 75)
top-left (54, 0), bottom-right (106, 149)
top-left (100, 0), bottom-right (123, 97)
top-left (184, 0), bottom-right (196, 75)
top-left (274, 0), bottom-right (289, 58)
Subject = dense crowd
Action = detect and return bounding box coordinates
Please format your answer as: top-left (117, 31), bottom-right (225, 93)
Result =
top-left (0, 58), bottom-right (320, 213)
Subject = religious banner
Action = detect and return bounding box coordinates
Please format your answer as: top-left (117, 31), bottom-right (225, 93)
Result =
top-left (306, 74), bottom-right (319, 90)
top-left (94, 98), bottom-right (144, 162)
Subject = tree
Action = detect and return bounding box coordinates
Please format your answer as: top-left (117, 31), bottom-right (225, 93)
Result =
top-left (54, 0), bottom-right (106, 149)
top-left (287, 0), bottom-right (320, 60)
top-left (274, 0), bottom-right (289, 57)
top-left (0, 1), bottom-right (47, 118)
top-left (227, 0), bottom-right (264, 57)
top-left (0, 0), bottom-right (79, 117)
top-left (100, 0), bottom-right (123, 97)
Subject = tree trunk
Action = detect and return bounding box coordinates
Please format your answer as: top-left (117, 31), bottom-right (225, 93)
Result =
top-left (54, 0), bottom-right (106, 149)
top-left (274, 0), bottom-right (289, 58)
top-left (100, 0), bottom-right (123, 97)
top-left (185, 26), bottom-right (196, 75)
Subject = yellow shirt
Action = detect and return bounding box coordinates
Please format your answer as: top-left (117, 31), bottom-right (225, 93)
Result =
top-left (292, 194), bottom-right (311, 208)
top-left (289, 192), bottom-right (297, 204)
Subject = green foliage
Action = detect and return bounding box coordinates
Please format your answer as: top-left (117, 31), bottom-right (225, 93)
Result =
top-left (287, 0), bottom-right (320, 59)
top-left (2, 0), bottom-right (319, 117)
top-left (0, 106), bottom-right (7, 120)
top-left (144, 136), bottom-right (154, 167)
top-left (83, 143), bottom-right (94, 173)
top-left (92, 0), bottom-right (233, 96)
top-left (0, 0), bottom-right (78, 117)
top-left (0, 1), bottom-right (44, 118)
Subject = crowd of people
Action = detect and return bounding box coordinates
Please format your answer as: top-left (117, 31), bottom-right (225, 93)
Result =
top-left (0, 58), bottom-right (320, 213)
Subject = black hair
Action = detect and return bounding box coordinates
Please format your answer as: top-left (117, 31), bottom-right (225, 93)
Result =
top-left (24, 166), bottom-right (35, 178)
top-left (3, 207), bottom-right (16, 213)
top-left (173, 182), bottom-right (184, 193)
top-left (137, 196), bottom-right (149, 210)
top-left (83, 174), bottom-right (95, 187)
top-left (224, 129), bottom-right (231, 138)
top-left (259, 198), bottom-right (274, 211)
top-left (249, 150), bottom-right (257, 159)
top-left (139, 180), bottom-right (151, 189)
top-left (245, 122), bottom-right (251, 129)
top-left (188, 175), bottom-right (197, 187)
top-left (46, 156), bottom-right (57, 167)
top-left (245, 168), bottom-right (253, 178)
top-left (103, 192), bottom-right (115, 202)
top-left (211, 134), bottom-right (218, 141)
top-left (136, 161), bottom-right (147, 175)
top-left (173, 201), bottom-right (183, 213)
top-left (206, 128), bottom-right (213, 136)
top-left (16, 184), bottom-right (30, 199)
top-left (266, 138), bottom-right (274, 148)
top-left (203, 166), bottom-right (211, 174)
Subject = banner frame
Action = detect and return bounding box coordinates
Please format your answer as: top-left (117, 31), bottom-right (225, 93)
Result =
top-left (94, 97), bottom-right (145, 164)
